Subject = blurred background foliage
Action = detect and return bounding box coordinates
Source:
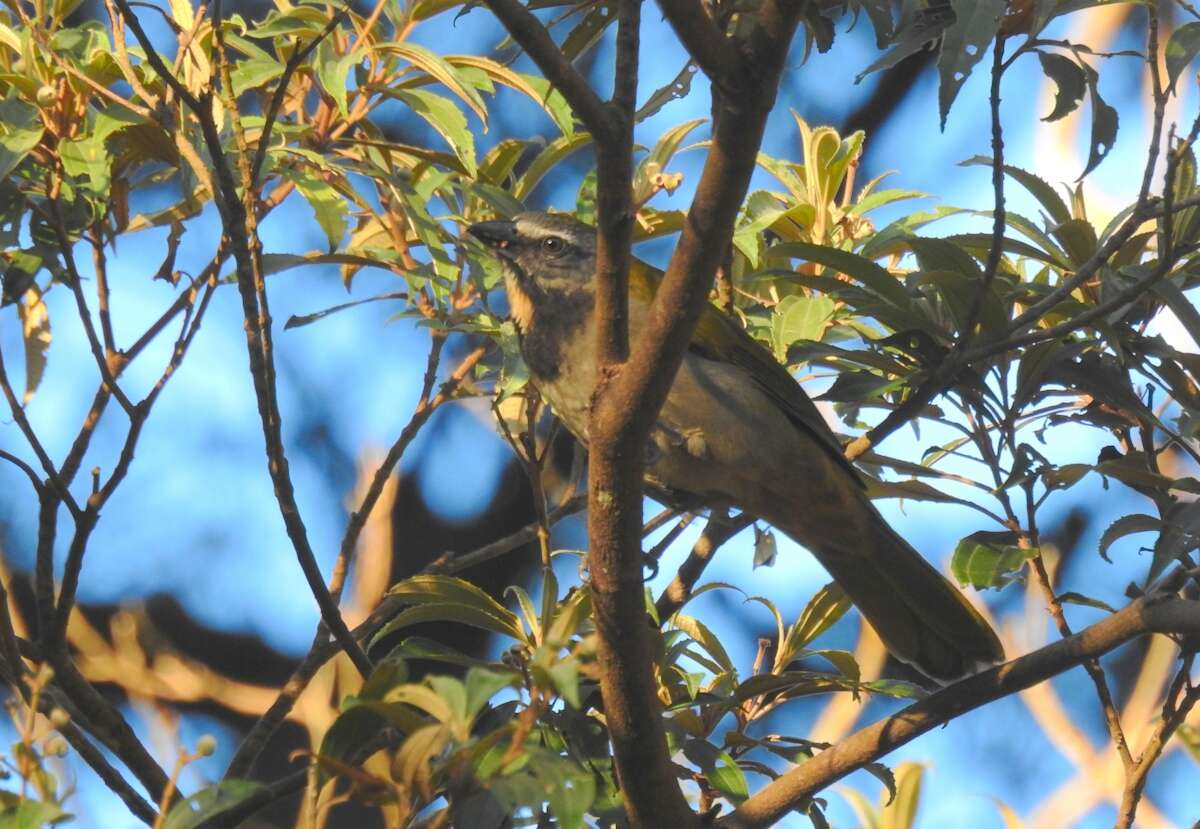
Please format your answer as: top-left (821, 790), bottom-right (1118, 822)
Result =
top-left (1, 0), bottom-right (1199, 827)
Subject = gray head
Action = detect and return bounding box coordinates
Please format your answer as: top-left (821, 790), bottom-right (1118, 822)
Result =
top-left (467, 211), bottom-right (597, 293)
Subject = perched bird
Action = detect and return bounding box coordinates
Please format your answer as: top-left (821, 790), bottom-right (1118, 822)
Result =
top-left (468, 211), bottom-right (1004, 682)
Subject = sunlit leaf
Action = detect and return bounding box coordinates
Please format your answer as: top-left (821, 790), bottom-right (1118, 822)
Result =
top-left (951, 531), bottom-right (1036, 590)
top-left (162, 781), bottom-right (263, 829)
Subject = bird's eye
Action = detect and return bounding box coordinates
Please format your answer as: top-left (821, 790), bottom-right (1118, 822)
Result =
top-left (541, 236), bottom-right (566, 255)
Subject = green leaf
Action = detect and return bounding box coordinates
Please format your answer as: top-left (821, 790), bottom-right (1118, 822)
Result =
top-left (382, 88), bottom-right (476, 175)
top-left (770, 241), bottom-right (911, 309)
top-left (385, 42), bottom-right (488, 122)
top-left (771, 295), bottom-right (836, 360)
top-left (785, 582), bottom-right (850, 654)
top-left (162, 781), bottom-right (263, 829)
top-left (60, 133), bottom-right (111, 196)
top-left (285, 170), bottom-right (348, 252)
top-left (951, 531), bottom-right (1036, 590)
top-left (384, 574), bottom-right (527, 642)
top-left (229, 58), bottom-right (284, 96)
top-left (316, 39), bottom-right (358, 118)
top-left (1098, 513), bottom-right (1161, 561)
top-left (0, 96), bottom-right (43, 180)
top-left (1037, 51), bottom-right (1086, 122)
top-left (513, 132), bottom-right (592, 200)
top-left (1166, 22), bottom-right (1200, 94)
top-left (959, 158), bottom-right (1071, 226)
top-left (936, 0), bottom-right (1006, 129)
top-left (673, 614), bottom-right (734, 673)
top-left (682, 740), bottom-right (749, 802)
top-left (373, 602), bottom-right (527, 646)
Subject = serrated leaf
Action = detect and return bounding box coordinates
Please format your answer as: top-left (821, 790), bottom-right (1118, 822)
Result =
top-left (381, 87), bottom-right (476, 175)
top-left (881, 762), bottom-right (923, 829)
top-left (951, 531), bottom-right (1036, 590)
top-left (1080, 66), bottom-right (1118, 179)
top-left (1098, 513), bottom-right (1161, 561)
top-left (979, 159), bottom-right (1075, 227)
top-left (771, 241), bottom-right (911, 309)
top-left (1037, 51), bottom-right (1086, 122)
top-left (936, 0), bottom-right (1006, 129)
top-left (386, 42), bottom-right (488, 122)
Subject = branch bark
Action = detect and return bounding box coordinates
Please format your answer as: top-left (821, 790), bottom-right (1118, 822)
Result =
top-left (718, 595), bottom-right (1200, 829)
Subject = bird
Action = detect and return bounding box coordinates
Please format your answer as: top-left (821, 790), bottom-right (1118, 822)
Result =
top-left (467, 211), bottom-right (1004, 682)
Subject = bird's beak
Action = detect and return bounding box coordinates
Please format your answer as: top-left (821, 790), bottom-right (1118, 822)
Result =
top-left (467, 220), bottom-right (519, 258)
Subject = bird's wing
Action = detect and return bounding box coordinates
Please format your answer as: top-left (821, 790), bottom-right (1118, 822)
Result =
top-left (631, 258), bottom-right (860, 482)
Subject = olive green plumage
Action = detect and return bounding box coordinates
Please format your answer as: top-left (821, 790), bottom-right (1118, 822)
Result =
top-left (468, 211), bottom-right (1004, 682)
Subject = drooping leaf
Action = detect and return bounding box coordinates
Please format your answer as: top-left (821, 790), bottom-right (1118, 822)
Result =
top-left (1165, 22), bottom-right (1200, 94)
top-left (379, 87), bottom-right (477, 175)
top-left (1080, 65), bottom-right (1118, 179)
top-left (17, 286), bottom-right (50, 404)
top-left (1036, 51), bottom-right (1086, 122)
top-left (1055, 592), bottom-right (1117, 613)
top-left (1098, 513), bottom-right (1161, 561)
top-left (936, 0), bottom-right (1006, 129)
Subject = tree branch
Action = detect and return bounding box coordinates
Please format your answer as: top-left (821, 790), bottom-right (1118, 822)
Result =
top-left (480, 0), bottom-right (614, 138)
top-left (654, 0), bottom-right (734, 82)
top-left (655, 512), bottom-right (753, 620)
top-left (718, 595), bottom-right (1200, 829)
top-left (110, 0), bottom-right (372, 678)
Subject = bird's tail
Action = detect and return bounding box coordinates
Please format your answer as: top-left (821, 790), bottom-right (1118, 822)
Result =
top-left (780, 506), bottom-right (1004, 683)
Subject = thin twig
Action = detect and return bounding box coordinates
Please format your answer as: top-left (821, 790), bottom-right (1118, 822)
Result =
top-left (250, 11), bottom-right (346, 186)
top-left (1028, 554), bottom-right (1133, 767)
top-left (225, 343), bottom-right (486, 777)
top-left (110, 0), bottom-right (373, 678)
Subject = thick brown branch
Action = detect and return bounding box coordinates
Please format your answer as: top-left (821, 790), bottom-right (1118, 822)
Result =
top-left (480, 0), bottom-right (614, 138)
top-left (654, 0), bottom-right (734, 81)
top-left (718, 596), bottom-right (1200, 829)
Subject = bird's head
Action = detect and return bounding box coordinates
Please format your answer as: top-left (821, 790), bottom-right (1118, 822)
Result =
top-left (467, 212), bottom-right (597, 329)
